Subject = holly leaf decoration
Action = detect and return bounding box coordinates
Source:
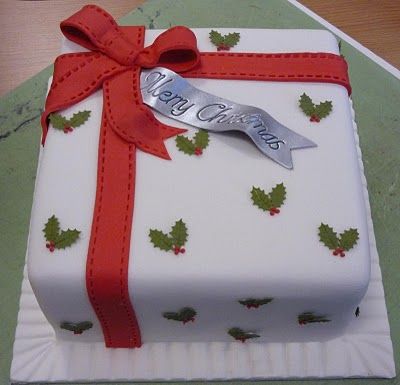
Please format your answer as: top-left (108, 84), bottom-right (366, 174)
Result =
top-left (299, 93), bottom-right (333, 121)
top-left (43, 215), bottom-right (80, 250)
top-left (43, 215), bottom-right (60, 242)
top-left (176, 135), bottom-right (196, 155)
top-left (319, 223), bottom-right (359, 256)
top-left (299, 93), bottom-right (315, 117)
top-left (149, 229), bottom-right (174, 251)
top-left (176, 130), bottom-right (209, 156)
top-left (55, 229), bottom-right (81, 249)
top-left (194, 130), bottom-right (210, 149)
top-left (60, 321), bottom-right (93, 334)
top-left (251, 183), bottom-right (286, 214)
top-left (314, 101), bottom-right (333, 119)
top-left (228, 327), bottom-right (260, 342)
top-left (298, 312), bottom-right (330, 325)
top-left (169, 219), bottom-right (188, 248)
top-left (209, 30), bottom-right (224, 46)
top-left (68, 110), bottom-right (91, 127)
top-left (149, 220), bottom-right (188, 254)
top-left (209, 30), bottom-right (240, 50)
top-left (270, 183), bottom-right (286, 208)
top-left (49, 110), bottom-right (91, 132)
top-left (339, 228), bottom-right (359, 251)
top-left (49, 113), bottom-right (68, 130)
top-left (318, 223), bottom-right (339, 249)
top-left (163, 307), bottom-right (196, 323)
top-left (239, 297), bottom-right (273, 308)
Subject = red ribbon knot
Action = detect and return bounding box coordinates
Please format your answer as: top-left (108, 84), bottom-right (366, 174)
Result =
top-left (43, 5), bottom-right (202, 159)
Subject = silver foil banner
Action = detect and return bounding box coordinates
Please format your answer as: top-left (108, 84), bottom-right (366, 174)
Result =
top-left (140, 67), bottom-right (316, 169)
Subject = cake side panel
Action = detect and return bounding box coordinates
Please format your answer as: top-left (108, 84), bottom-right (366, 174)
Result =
top-left (27, 90), bottom-right (104, 342)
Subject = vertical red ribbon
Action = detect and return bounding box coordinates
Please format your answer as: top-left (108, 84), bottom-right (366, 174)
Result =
top-left (86, 115), bottom-right (141, 348)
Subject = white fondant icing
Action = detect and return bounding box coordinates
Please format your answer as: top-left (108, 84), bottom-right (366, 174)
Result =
top-left (27, 29), bottom-right (370, 345)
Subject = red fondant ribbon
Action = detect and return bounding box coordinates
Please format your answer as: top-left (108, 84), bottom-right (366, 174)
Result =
top-left (41, 5), bottom-right (351, 348)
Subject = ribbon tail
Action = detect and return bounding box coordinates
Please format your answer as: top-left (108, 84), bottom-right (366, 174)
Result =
top-left (246, 117), bottom-right (317, 169)
top-left (104, 69), bottom-right (185, 160)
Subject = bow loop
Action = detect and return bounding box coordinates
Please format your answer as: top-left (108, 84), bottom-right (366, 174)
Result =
top-left (43, 5), bottom-right (200, 152)
top-left (142, 26), bottom-right (200, 72)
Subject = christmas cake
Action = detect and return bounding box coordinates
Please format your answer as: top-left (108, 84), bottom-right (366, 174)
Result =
top-left (27, 5), bottom-right (370, 348)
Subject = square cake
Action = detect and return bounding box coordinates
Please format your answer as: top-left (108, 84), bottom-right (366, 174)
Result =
top-left (27, 5), bottom-right (370, 348)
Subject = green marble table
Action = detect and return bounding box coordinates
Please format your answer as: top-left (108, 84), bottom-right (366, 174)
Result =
top-left (1, 1), bottom-right (398, 384)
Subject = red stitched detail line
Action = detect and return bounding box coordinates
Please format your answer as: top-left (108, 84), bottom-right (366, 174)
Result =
top-left (183, 51), bottom-right (351, 94)
top-left (87, 116), bottom-right (112, 345)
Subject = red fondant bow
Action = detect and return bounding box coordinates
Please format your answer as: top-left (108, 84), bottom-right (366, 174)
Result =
top-left (42, 4), bottom-right (202, 159)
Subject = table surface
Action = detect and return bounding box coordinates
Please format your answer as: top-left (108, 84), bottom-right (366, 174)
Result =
top-left (0, 1), bottom-right (399, 384)
top-left (0, 0), bottom-right (399, 97)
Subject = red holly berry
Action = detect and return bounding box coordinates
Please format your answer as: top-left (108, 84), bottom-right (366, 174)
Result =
top-left (269, 207), bottom-right (280, 216)
top-left (180, 247), bottom-right (186, 254)
top-left (194, 147), bottom-right (203, 156)
top-left (310, 114), bottom-right (320, 123)
top-left (46, 241), bottom-right (55, 252)
top-left (217, 44), bottom-right (229, 51)
top-left (173, 246), bottom-right (180, 255)
top-left (333, 249), bottom-right (339, 256)
top-left (63, 126), bottom-right (73, 133)
top-left (73, 330), bottom-right (83, 335)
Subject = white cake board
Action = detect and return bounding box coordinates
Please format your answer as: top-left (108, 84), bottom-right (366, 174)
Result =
top-left (10, 102), bottom-right (395, 383)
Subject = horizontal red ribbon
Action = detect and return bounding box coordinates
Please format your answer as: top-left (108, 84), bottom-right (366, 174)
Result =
top-left (41, 4), bottom-right (352, 348)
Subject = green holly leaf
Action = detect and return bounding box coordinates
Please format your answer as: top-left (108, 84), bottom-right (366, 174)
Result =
top-left (228, 327), bottom-right (260, 341)
top-left (194, 130), bottom-right (209, 149)
top-left (339, 228), bottom-right (359, 251)
top-left (179, 307), bottom-right (196, 321)
top-left (43, 215), bottom-right (60, 242)
top-left (49, 113), bottom-right (68, 130)
top-left (239, 297), bottom-right (273, 308)
top-left (163, 307), bottom-right (196, 323)
top-left (224, 32), bottom-right (240, 48)
top-left (176, 135), bottom-right (196, 155)
top-left (298, 312), bottom-right (330, 324)
top-left (251, 186), bottom-right (272, 211)
top-left (68, 110), bottom-right (91, 127)
top-left (299, 93), bottom-right (315, 117)
top-left (318, 223), bottom-right (339, 249)
top-left (55, 229), bottom-right (80, 249)
top-left (149, 229), bottom-right (173, 251)
top-left (270, 183), bottom-right (286, 208)
top-left (169, 219), bottom-right (188, 247)
top-left (163, 311), bottom-right (181, 321)
top-left (314, 101), bottom-right (333, 119)
top-left (209, 30), bottom-right (224, 46)
top-left (60, 321), bottom-right (93, 333)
